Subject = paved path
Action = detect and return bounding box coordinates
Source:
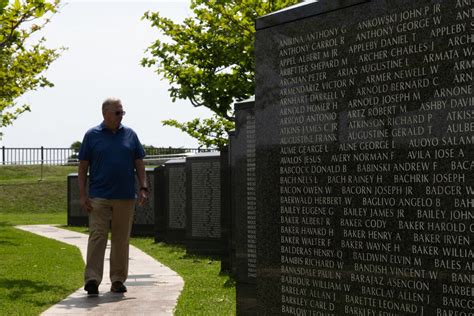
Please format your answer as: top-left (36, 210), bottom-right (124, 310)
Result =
top-left (16, 225), bottom-right (184, 316)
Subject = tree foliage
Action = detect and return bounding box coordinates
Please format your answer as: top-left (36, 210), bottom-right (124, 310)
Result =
top-left (163, 114), bottom-right (235, 149)
top-left (142, 0), bottom-right (299, 148)
top-left (70, 140), bottom-right (81, 152)
top-left (0, 0), bottom-right (62, 137)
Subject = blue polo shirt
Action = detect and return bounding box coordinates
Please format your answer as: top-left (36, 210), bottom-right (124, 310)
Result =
top-left (78, 122), bottom-right (146, 199)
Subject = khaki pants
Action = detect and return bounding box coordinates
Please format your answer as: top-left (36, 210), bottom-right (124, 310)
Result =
top-left (84, 198), bottom-right (135, 285)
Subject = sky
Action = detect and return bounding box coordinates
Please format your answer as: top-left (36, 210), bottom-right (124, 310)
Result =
top-left (1, 0), bottom-right (216, 148)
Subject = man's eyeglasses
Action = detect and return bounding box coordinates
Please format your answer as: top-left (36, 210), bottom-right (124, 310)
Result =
top-left (113, 111), bottom-right (126, 116)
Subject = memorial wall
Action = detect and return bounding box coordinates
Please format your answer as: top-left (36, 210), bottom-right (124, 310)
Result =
top-left (186, 153), bottom-right (223, 254)
top-left (233, 101), bottom-right (259, 313)
top-left (254, 0), bottom-right (473, 314)
top-left (67, 173), bottom-right (89, 226)
top-left (168, 164), bottom-right (187, 230)
top-left (154, 166), bottom-right (166, 242)
top-left (131, 168), bottom-right (156, 236)
top-left (234, 100), bottom-right (258, 283)
top-left (227, 131), bottom-right (237, 275)
top-left (164, 159), bottom-right (187, 243)
top-left (221, 145), bottom-right (233, 273)
top-left (166, 160), bottom-right (186, 229)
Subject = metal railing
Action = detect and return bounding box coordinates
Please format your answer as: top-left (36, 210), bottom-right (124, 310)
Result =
top-left (1, 147), bottom-right (75, 165)
top-left (1, 146), bottom-right (215, 166)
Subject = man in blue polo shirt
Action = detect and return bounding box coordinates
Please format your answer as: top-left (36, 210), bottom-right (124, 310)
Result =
top-left (78, 97), bottom-right (148, 296)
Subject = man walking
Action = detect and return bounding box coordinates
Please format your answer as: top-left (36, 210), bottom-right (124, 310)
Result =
top-left (78, 97), bottom-right (148, 296)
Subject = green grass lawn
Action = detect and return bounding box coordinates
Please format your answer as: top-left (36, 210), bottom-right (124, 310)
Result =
top-left (131, 238), bottom-right (236, 315)
top-left (0, 165), bottom-right (77, 184)
top-left (0, 165), bottom-right (236, 315)
top-left (0, 225), bottom-right (84, 315)
top-left (0, 165), bottom-right (84, 315)
top-left (0, 165), bottom-right (76, 215)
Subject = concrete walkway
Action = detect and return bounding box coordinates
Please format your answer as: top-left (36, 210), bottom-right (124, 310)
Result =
top-left (16, 225), bottom-right (184, 316)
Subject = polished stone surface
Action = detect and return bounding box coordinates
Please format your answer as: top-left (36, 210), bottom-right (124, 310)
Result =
top-left (154, 166), bottom-right (167, 242)
top-left (67, 173), bottom-right (88, 227)
top-left (232, 101), bottom-right (258, 315)
top-left (255, 0), bottom-right (474, 314)
top-left (256, 0), bottom-right (368, 31)
top-left (162, 159), bottom-right (187, 243)
top-left (132, 168), bottom-right (156, 236)
top-left (220, 145), bottom-right (233, 273)
top-left (185, 153), bottom-right (223, 255)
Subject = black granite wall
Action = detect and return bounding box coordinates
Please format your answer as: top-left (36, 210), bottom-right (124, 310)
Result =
top-left (255, 0), bottom-right (473, 314)
top-left (154, 166), bottom-right (166, 242)
top-left (67, 173), bottom-right (89, 226)
top-left (186, 152), bottom-right (223, 255)
top-left (131, 168), bottom-right (157, 236)
top-left (232, 100), bottom-right (258, 315)
top-left (161, 158), bottom-right (187, 243)
top-left (221, 145), bottom-right (233, 273)
top-left (228, 131), bottom-right (237, 276)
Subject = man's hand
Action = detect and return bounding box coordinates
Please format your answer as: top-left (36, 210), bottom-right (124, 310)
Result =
top-left (137, 190), bottom-right (148, 207)
top-left (80, 196), bottom-right (93, 213)
top-left (134, 159), bottom-right (148, 207)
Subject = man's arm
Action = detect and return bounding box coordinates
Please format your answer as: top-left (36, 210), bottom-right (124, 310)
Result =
top-left (134, 158), bottom-right (148, 206)
top-left (78, 160), bottom-right (92, 213)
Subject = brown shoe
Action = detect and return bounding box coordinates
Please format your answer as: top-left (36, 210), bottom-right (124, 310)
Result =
top-left (111, 281), bottom-right (127, 293)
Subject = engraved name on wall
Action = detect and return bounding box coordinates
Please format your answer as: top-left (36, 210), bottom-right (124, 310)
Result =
top-left (191, 161), bottom-right (222, 239)
top-left (168, 165), bottom-right (187, 229)
top-left (261, 1), bottom-right (474, 315)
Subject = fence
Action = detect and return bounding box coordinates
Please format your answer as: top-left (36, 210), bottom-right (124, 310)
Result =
top-left (1, 146), bottom-right (214, 166)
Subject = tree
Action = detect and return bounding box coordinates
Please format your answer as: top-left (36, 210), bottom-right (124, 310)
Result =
top-left (0, 0), bottom-right (62, 138)
top-left (70, 140), bottom-right (81, 153)
top-left (68, 140), bottom-right (81, 161)
top-left (142, 0), bottom-right (299, 148)
top-left (163, 114), bottom-right (234, 149)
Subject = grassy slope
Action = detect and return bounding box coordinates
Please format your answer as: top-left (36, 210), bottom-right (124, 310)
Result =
top-left (0, 165), bottom-right (76, 216)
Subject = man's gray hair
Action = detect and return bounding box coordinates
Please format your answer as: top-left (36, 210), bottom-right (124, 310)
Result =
top-left (102, 97), bottom-right (122, 113)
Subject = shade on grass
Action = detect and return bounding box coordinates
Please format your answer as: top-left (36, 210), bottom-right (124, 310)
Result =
top-left (0, 225), bottom-right (84, 315)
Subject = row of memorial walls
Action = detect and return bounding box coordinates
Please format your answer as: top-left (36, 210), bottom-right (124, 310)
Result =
top-left (254, 0), bottom-right (473, 315)
top-left (232, 99), bottom-right (258, 315)
top-left (185, 152), bottom-right (224, 255)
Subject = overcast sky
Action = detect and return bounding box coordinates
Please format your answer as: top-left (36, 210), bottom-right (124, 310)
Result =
top-left (1, 0), bottom-right (216, 148)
